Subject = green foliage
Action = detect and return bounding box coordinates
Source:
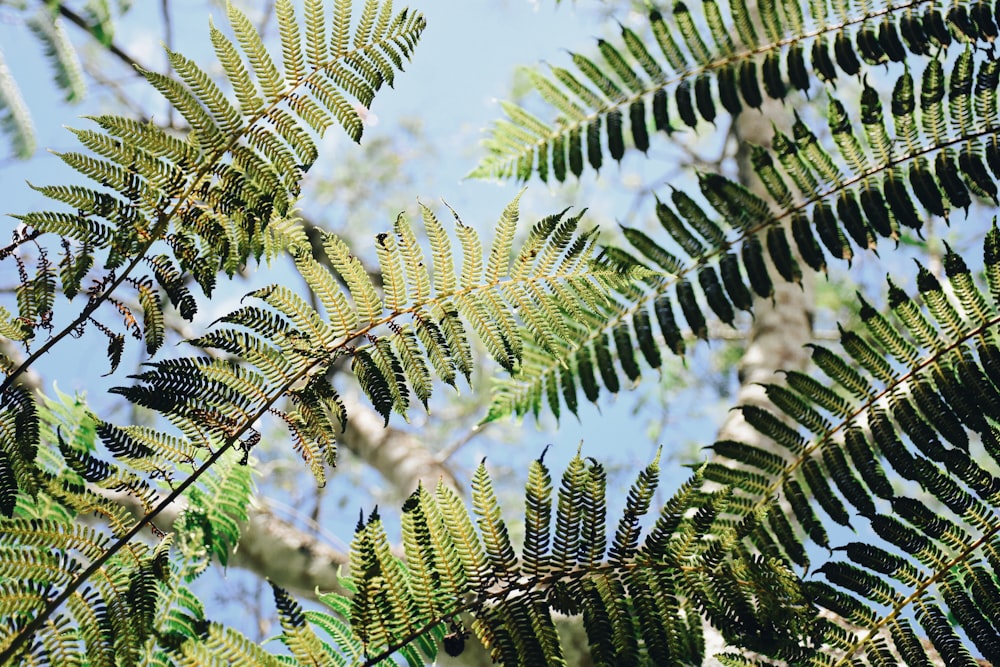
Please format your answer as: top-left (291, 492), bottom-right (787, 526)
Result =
top-left (0, 48), bottom-right (35, 159)
top-left (0, 1), bottom-right (429, 663)
top-left (0, 0), bottom-right (426, 513)
top-left (374, 0), bottom-right (1000, 663)
top-left (351, 228), bottom-right (1000, 662)
top-left (347, 452), bottom-right (784, 665)
top-left (128, 197), bottom-right (628, 491)
top-left (698, 232), bottom-right (1000, 662)
top-left (480, 7), bottom-right (1000, 426)
top-left (3, 0), bottom-right (1000, 664)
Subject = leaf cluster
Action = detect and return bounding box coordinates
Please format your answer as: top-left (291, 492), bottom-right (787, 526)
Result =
top-left (4, 0), bottom-right (1000, 664)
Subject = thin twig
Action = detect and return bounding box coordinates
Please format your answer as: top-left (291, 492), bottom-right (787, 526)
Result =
top-left (160, 0), bottom-right (174, 127)
top-left (49, 1), bottom-right (142, 72)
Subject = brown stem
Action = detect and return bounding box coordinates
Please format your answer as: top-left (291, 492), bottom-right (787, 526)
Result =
top-left (48, 1), bottom-right (143, 72)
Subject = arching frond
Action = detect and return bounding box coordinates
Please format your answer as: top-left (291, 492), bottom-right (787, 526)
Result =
top-left (696, 226), bottom-right (1000, 661)
top-left (124, 198), bottom-right (628, 487)
top-left (472, 1), bottom-right (998, 184)
top-left (487, 48), bottom-right (1000, 423)
top-left (345, 449), bottom-right (813, 666)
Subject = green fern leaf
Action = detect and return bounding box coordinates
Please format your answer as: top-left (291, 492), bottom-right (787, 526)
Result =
top-left (0, 49), bottom-right (36, 158)
top-left (388, 324), bottom-right (432, 409)
top-left (27, 7), bottom-right (86, 104)
top-left (352, 349), bottom-right (394, 426)
top-left (375, 231), bottom-right (407, 312)
top-left (472, 460), bottom-right (519, 580)
top-left (227, 3), bottom-right (286, 101)
top-left (275, 0), bottom-right (305, 82)
top-left (609, 452), bottom-right (660, 565)
top-left (419, 204), bottom-right (455, 295)
top-left (323, 233), bottom-right (383, 326)
top-left (523, 451), bottom-right (553, 578)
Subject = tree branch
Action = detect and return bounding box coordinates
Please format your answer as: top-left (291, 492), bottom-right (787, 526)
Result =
top-left (100, 486), bottom-right (351, 597)
top-left (340, 391), bottom-right (458, 496)
top-left (47, 1), bottom-right (142, 72)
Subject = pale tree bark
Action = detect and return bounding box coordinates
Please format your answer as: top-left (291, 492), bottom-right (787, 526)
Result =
top-left (340, 390), bottom-right (458, 495)
top-left (698, 94), bottom-right (818, 664)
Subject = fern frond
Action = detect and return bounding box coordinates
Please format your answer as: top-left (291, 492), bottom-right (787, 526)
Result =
top-left (87, 200), bottom-right (623, 533)
top-left (486, 41), bottom-right (1000, 423)
top-left (473, 0), bottom-right (999, 183)
top-left (347, 450), bottom-right (761, 666)
top-left (697, 227), bottom-right (1000, 661)
top-left (27, 7), bottom-right (86, 104)
top-left (0, 48), bottom-right (36, 159)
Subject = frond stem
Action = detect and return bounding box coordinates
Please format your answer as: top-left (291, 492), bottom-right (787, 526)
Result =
top-left (500, 123), bottom-right (1000, 411)
top-left (495, 0), bottom-right (932, 167)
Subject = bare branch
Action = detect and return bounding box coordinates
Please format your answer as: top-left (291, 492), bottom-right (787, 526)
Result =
top-left (341, 391), bottom-right (458, 496)
top-left (47, 1), bottom-right (142, 72)
top-left (101, 487), bottom-right (350, 597)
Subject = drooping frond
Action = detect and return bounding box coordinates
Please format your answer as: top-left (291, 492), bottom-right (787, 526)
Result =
top-left (26, 5), bottom-right (86, 105)
top-left (690, 225), bottom-right (1000, 661)
top-left (486, 47), bottom-right (1000, 423)
top-left (0, 0), bottom-right (111, 159)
